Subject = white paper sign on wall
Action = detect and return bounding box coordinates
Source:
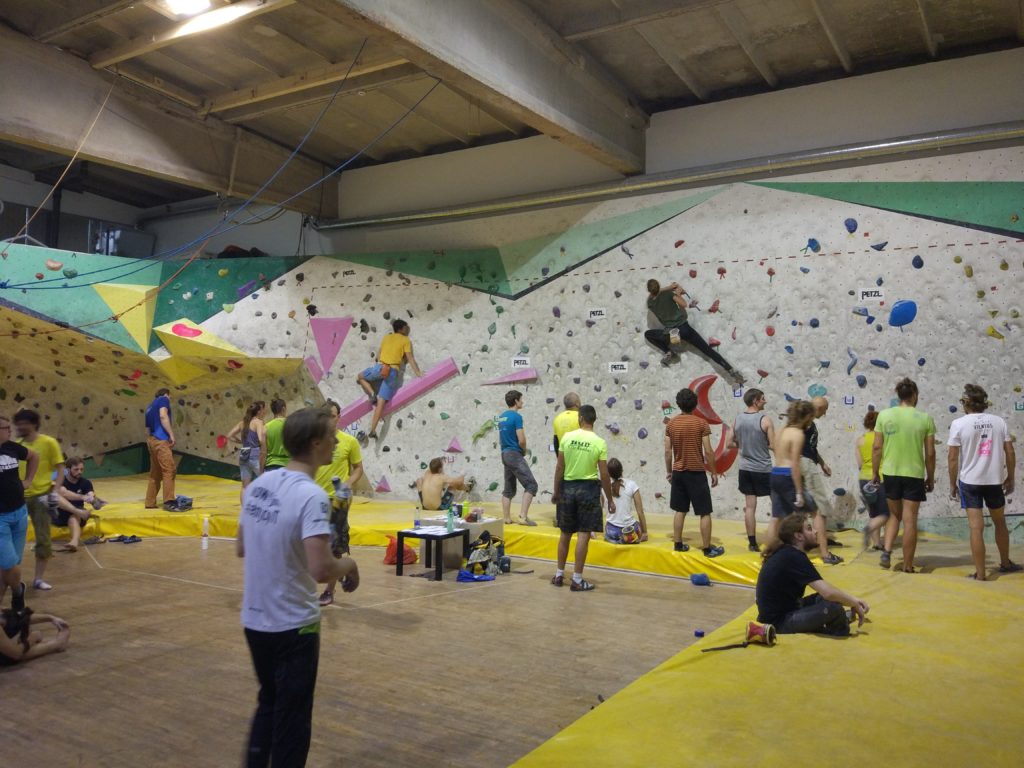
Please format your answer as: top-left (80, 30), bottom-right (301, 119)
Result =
top-left (608, 361), bottom-right (629, 374)
top-left (511, 356), bottom-right (531, 368)
top-left (588, 308), bottom-right (607, 320)
top-left (858, 287), bottom-right (885, 302)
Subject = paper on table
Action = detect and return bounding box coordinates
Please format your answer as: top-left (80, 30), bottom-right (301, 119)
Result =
top-left (399, 525), bottom-right (450, 535)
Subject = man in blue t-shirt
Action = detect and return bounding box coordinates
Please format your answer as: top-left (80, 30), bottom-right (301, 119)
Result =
top-left (497, 390), bottom-right (538, 526)
top-left (144, 388), bottom-right (179, 511)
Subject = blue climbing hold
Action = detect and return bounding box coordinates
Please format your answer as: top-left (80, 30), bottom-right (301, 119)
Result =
top-left (949, 405), bottom-right (958, 413)
top-left (800, 266), bottom-right (811, 274)
top-left (805, 238), bottom-right (821, 253)
top-left (791, 320), bottom-right (798, 326)
top-left (809, 318), bottom-right (820, 328)
top-left (856, 374), bottom-right (867, 388)
top-left (871, 242), bottom-right (888, 251)
top-left (833, 488), bottom-right (847, 496)
top-left (865, 316), bottom-right (875, 324)
top-left (844, 218), bottom-right (857, 234)
top-left (784, 345), bottom-right (794, 354)
top-left (784, 393), bottom-right (797, 402)
top-left (852, 307), bottom-right (868, 317)
top-left (818, 360), bottom-right (830, 369)
top-left (875, 324), bottom-right (883, 332)
top-left (870, 359), bottom-right (890, 369)
top-left (912, 255), bottom-right (924, 269)
top-left (808, 384), bottom-right (827, 397)
top-left (875, 277), bottom-right (884, 286)
top-left (917, 357), bottom-right (926, 366)
top-left (888, 299), bottom-right (918, 329)
top-left (846, 348), bottom-right (858, 375)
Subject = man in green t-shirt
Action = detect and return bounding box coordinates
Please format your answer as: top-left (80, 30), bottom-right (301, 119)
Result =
top-left (551, 405), bottom-right (614, 592)
top-left (871, 377), bottom-right (936, 572)
top-left (263, 399), bottom-right (290, 471)
top-left (644, 278), bottom-right (744, 386)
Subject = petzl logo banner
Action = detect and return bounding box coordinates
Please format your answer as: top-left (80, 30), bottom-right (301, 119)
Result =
top-left (858, 287), bottom-right (885, 302)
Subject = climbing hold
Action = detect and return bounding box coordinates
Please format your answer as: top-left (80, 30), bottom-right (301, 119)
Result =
top-left (62, 268), bottom-right (78, 279)
top-left (708, 299), bottom-right (720, 314)
top-left (875, 277), bottom-right (884, 287)
top-left (784, 345), bottom-right (794, 354)
top-left (716, 267), bottom-right (727, 278)
top-left (818, 360), bottom-right (830, 369)
top-left (865, 316), bottom-right (875, 324)
top-left (222, 303), bottom-right (234, 313)
top-left (689, 269), bottom-right (697, 279)
top-left (844, 218), bottom-right (857, 234)
top-left (216, 435), bottom-right (228, 450)
top-left (888, 299), bottom-right (918, 329)
top-left (605, 397), bottom-right (616, 407)
top-left (833, 488), bottom-right (847, 496)
top-left (582, 284), bottom-right (591, 293)
top-left (552, 307), bottom-right (561, 318)
top-left (976, 290), bottom-right (986, 299)
top-left (708, 338), bottom-right (722, 348)
top-left (852, 307), bottom-right (868, 317)
top-left (606, 422), bottom-right (621, 435)
top-left (799, 267), bottom-right (810, 274)
top-left (846, 348), bottom-right (858, 375)
top-left (34, 273), bottom-right (43, 280)
top-left (637, 428), bottom-right (649, 440)
top-left (171, 323), bottom-right (203, 338)
top-left (809, 318), bottom-right (819, 328)
top-left (487, 481), bottom-right (499, 492)
top-left (634, 400), bottom-right (643, 410)
top-left (586, 320), bottom-right (596, 328)
top-left (808, 384), bottom-right (827, 398)
top-left (675, 239), bottom-right (685, 248)
top-left (791, 320), bottom-right (798, 327)
top-left (464, 312), bottom-right (473, 319)
top-left (731, 327), bottom-right (737, 341)
top-left (766, 326), bottom-right (775, 337)
top-left (870, 359), bottom-right (890, 369)
top-left (986, 326), bottom-right (1005, 341)
top-left (495, 306), bottom-right (505, 315)
top-left (487, 322), bottom-right (496, 337)
top-left (964, 265), bottom-right (974, 278)
top-left (440, 413), bottom-right (450, 420)
top-left (783, 393), bottom-right (797, 402)
top-left (1000, 260), bottom-right (1009, 271)
top-left (917, 358), bottom-right (926, 366)
top-left (226, 360), bottom-right (243, 370)
top-left (953, 255), bottom-right (963, 264)
top-left (805, 238), bottom-right (821, 253)
top-left (756, 369), bottom-right (769, 380)
top-left (427, 400), bottom-right (435, 408)
top-left (870, 242), bottom-right (887, 251)
top-left (44, 259), bottom-right (63, 271)
top-left (912, 255), bottom-right (924, 269)
top-left (217, 268), bottom-right (229, 277)
top-left (767, 267), bottom-right (776, 282)
top-left (856, 375), bottom-right (867, 388)
top-left (375, 476), bottom-right (392, 493)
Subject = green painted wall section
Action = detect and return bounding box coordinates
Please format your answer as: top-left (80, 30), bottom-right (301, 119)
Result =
top-left (81, 444), bottom-right (149, 478)
top-left (0, 244), bottom-right (309, 352)
top-left (329, 247), bottom-right (512, 294)
top-left (330, 188), bottom-right (724, 298)
top-left (499, 187), bottom-right (725, 291)
top-left (752, 182), bottom-right (1024, 234)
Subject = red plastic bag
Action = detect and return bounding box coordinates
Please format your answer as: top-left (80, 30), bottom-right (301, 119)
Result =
top-left (383, 535), bottom-right (418, 565)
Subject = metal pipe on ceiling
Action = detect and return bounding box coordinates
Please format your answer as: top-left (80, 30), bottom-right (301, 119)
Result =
top-left (314, 120), bottom-right (1024, 231)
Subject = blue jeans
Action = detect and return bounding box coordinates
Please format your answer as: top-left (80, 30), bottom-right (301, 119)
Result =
top-left (0, 505), bottom-right (28, 570)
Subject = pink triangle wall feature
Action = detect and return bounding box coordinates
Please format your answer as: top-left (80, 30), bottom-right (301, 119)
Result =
top-left (304, 356), bottom-right (324, 383)
top-left (445, 437), bottom-right (463, 453)
top-left (310, 316), bottom-right (352, 372)
top-left (375, 475), bottom-right (392, 493)
top-left (482, 367), bottom-right (539, 385)
top-left (337, 357), bottom-right (460, 429)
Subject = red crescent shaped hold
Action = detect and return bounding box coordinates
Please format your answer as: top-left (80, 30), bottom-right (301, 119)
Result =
top-left (705, 425), bottom-right (738, 474)
top-left (688, 373), bottom-right (722, 425)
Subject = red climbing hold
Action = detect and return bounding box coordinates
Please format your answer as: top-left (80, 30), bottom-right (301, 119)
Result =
top-left (216, 435), bottom-right (228, 450)
top-left (717, 267), bottom-right (727, 279)
top-left (661, 400), bottom-right (672, 410)
top-left (766, 326), bottom-right (776, 337)
top-left (757, 369), bottom-right (769, 379)
top-left (675, 240), bottom-right (685, 248)
top-left (129, 369), bottom-right (142, 380)
top-left (708, 337), bottom-right (722, 347)
top-left (34, 273), bottom-right (44, 280)
top-left (227, 359), bottom-right (244, 369)
top-left (689, 269), bottom-right (697, 279)
top-left (84, 355), bottom-right (95, 363)
top-left (708, 299), bottom-right (720, 313)
top-left (731, 327), bottom-right (737, 341)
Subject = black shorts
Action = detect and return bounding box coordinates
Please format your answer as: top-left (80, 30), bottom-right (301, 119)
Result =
top-left (49, 506), bottom-right (86, 528)
top-left (958, 482), bottom-right (1005, 511)
top-left (670, 471), bottom-right (713, 516)
top-left (883, 475), bottom-right (927, 502)
top-left (738, 470), bottom-right (771, 497)
top-left (556, 480), bottom-right (603, 533)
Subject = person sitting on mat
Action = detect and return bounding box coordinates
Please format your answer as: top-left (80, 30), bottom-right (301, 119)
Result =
top-left (55, 457), bottom-right (104, 552)
top-left (416, 458), bottom-right (474, 511)
top-left (0, 607), bottom-right (70, 666)
top-left (604, 458), bottom-right (648, 544)
top-left (756, 513), bottom-right (869, 637)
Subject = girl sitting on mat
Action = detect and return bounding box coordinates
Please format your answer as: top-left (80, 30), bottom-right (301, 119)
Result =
top-left (604, 458), bottom-right (648, 544)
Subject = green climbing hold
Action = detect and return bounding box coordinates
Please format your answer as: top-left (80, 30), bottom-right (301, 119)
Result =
top-left (473, 399), bottom-right (481, 405)
top-left (511, 325), bottom-right (516, 338)
top-left (428, 400), bottom-right (435, 408)
top-left (223, 303), bottom-right (235, 313)
top-left (976, 290), bottom-right (986, 298)
top-left (461, 364), bottom-right (470, 374)
top-left (464, 312), bottom-right (473, 319)
top-left (119, 389), bottom-right (137, 396)
top-left (440, 412), bottom-right (450, 420)
top-left (530, 455), bottom-right (537, 465)
top-left (964, 265), bottom-right (974, 278)
top-left (480, 344), bottom-right (489, 353)
top-left (495, 306), bottom-right (504, 315)
top-left (1000, 260), bottom-right (1009, 271)
top-left (953, 255), bottom-right (962, 264)
top-left (487, 481), bottom-right (499, 492)
top-left (420, 462), bottom-right (428, 470)
top-left (472, 419), bottom-right (495, 442)
top-left (487, 322), bottom-right (497, 337)
top-left (62, 268), bottom-right (78, 278)
top-left (519, 344), bottom-right (529, 354)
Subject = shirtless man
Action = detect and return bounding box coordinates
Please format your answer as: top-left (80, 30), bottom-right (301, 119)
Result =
top-left (415, 458), bottom-right (474, 511)
top-left (766, 401), bottom-right (819, 545)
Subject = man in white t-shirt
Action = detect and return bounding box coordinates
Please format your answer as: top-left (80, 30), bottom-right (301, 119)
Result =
top-left (237, 407), bottom-right (360, 766)
top-left (947, 384), bottom-right (1019, 580)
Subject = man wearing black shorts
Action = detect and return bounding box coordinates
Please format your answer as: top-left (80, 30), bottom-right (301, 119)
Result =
top-left (729, 388), bottom-right (775, 551)
top-left (665, 388), bottom-right (723, 558)
top-left (551, 405), bottom-right (613, 592)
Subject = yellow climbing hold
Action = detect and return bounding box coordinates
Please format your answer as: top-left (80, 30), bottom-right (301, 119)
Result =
top-left (986, 326), bottom-right (1005, 341)
top-left (953, 255), bottom-right (963, 264)
top-left (218, 268), bottom-right (229, 277)
top-left (1000, 260), bottom-right (1009, 271)
top-left (1015, 385), bottom-right (1022, 393)
top-left (976, 290), bottom-right (986, 299)
top-left (964, 265), bottom-right (973, 278)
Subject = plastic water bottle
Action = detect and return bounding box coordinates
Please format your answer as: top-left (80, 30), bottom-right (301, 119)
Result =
top-left (446, 507), bottom-right (455, 533)
top-left (331, 476), bottom-right (352, 503)
top-left (201, 515), bottom-right (209, 551)
top-left (414, 504), bottom-right (421, 530)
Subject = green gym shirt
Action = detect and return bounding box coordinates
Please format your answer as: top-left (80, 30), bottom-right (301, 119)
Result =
top-left (874, 406), bottom-right (935, 478)
top-left (559, 428), bottom-right (608, 481)
top-left (264, 417), bottom-right (289, 468)
top-left (647, 290), bottom-right (686, 326)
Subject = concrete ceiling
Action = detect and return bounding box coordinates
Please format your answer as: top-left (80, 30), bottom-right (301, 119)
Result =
top-left (0, 0), bottom-right (1020, 212)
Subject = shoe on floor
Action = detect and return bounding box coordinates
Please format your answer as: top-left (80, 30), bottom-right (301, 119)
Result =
top-left (703, 546), bottom-right (725, 558)
top-left (550, 574), bottom-right (564, 587)
top-left (822, 552), bottom-right (844, 565)
top-left (33, 579), bottom-right (53, 591)
top-left (318, 590), bottom-right (334, 607)
top-left (880, 550), bottom-right (891, 569)
top-left (999, 561), bottom-right (1023, 573)
top-left (91, 498), bottom-right (107, 511)
top-left (673, 542), bottom-right (690, 552)
top-left (519, 518), bottom-right (537, 526)
top-left (163, 501), bottom-right (181, 512)
top-left (748, 542), bottom-right (760, 552)
top-left (570, 578), bottom-right (595, 592)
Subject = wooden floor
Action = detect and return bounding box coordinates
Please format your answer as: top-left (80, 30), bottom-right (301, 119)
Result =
top-left (3, 539), bottom-right (753, 768)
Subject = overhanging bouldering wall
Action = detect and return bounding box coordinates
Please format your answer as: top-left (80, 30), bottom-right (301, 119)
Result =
top-left (3, 146), bottom-right (1022, 523)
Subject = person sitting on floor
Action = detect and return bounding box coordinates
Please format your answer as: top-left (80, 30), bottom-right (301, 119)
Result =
top-left (755, 513), bottom-right (869, 636)
top-left (0, 607), bottom-right (70, 666)
top-left (604, 458), bottom-right (648, 544)
top-left (415, 458), bottom-right (474, 511)
top-left (55, 457), bottom-right (103, 552)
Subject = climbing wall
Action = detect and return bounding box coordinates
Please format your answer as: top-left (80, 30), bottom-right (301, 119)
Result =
top-left (2, 146), bottom-right (1022, 521)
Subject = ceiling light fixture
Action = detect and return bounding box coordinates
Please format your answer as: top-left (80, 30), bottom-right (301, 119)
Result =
top-left (164, 0), bottom-right (212, 17)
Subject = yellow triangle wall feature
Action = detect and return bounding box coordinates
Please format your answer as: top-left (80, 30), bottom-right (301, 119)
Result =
top-left (153, 318), bottom-right (245, 358)
top-left (93, 283), bottom-right (160, 352)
